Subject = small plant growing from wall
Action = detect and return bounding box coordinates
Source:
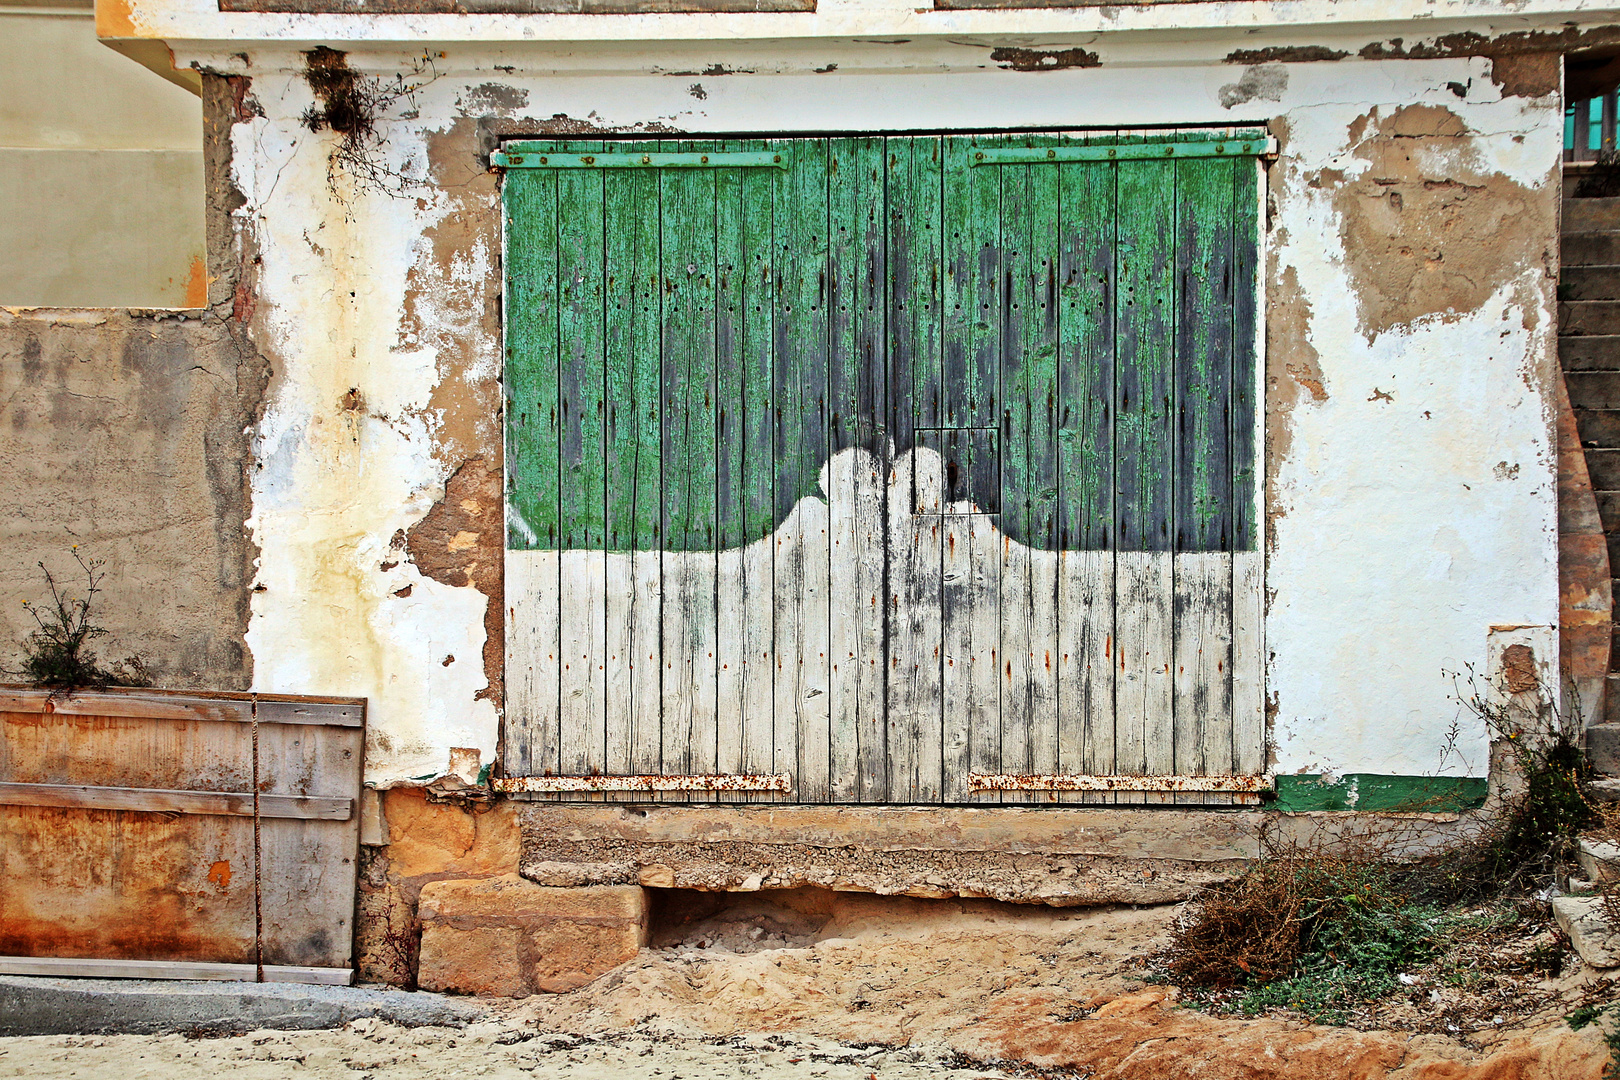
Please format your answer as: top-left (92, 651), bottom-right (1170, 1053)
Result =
top-left (300, 46), bottom-right (441, 204)
top-left (12, 550), bottom-right (151, 689)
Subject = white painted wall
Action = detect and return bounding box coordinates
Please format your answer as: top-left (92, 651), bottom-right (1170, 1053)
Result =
top-left (192, 45), bottom-right (1557, 786)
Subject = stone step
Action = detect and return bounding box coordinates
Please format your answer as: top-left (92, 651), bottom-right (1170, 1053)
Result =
top-left (1579, 838), bottom-right (1620, 885)
top-left (1584, 448), bottom-right (1620, 489)
top-left (1553, 894), bottom-right (1620, 968)
top-left (1599, 492), bottom-right (1620, 527)
top-left (1565, 233), bottom-right (1620, 266)
top-left (1562, 336), bottom-right (1620, 371)
top-left (1568, 371), bottom-right (1620, 410)
top-left (1588, 717), bottom-right (1620, 771)
top-left (1589, 777), bottom-right (1620, 804)
top-left (1563, 266), bottom-right (1620, 301)
top-left (1575, 409), bottom-right (1620, 448)
top-left (1564, 302), bottom-right (1620, 336)
top-left (1565, 197), bottom-right (1620, 233)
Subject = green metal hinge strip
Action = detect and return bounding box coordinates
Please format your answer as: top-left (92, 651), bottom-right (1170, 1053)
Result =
top-left (971, 138), bottom-right (1277, 166)
top-left (492, 150), bottom-right (788, 170)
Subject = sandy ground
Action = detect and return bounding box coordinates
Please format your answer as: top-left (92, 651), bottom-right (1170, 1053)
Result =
top-left (2, 890), bottom-right (1613, 1079)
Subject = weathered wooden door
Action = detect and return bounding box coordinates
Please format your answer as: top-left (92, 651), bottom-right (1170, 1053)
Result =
top-left (500, 132), bottom-right (1266, 804)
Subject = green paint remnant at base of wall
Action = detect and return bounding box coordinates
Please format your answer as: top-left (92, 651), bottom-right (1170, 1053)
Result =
top-left (1271, 774), bottom-right (1488, 813)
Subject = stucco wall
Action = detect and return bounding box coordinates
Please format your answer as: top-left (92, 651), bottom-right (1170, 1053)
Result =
top-left (0, 6), bottom-right (205, 308)
top-left (159, 46), bottom-right (1563, 788)
top-left (0, 308), bottom-right (261, 688)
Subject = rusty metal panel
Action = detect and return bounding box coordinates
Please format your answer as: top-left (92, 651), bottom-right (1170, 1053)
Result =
top-left (495, 773), bottom-right (792, 793)
top-left (0, 686), bottom-right (364, 977)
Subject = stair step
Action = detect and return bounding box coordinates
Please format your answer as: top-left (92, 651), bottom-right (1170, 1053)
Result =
top-left (1567, 371), bottom-right (1620, 410)
top-left (1591, 450), bottom-right (1620, 490)
top-left (1562, 266), bottom-right (1620, 301)
top-left (1574, 409), bottom-right (1620, 448)
top-left (1564, 302), bottom-right (1620, 336)
top-left (1599, 493), bottom-right (1620, 529)
top-left (1565, 197), bottom-right (1620, 233)
top-left (1591, 717), bottom-right (1620, 770)
top-left (1565, 233), bottom-right (1620, 265)
top-left (1561, 336), bottom-right (1620, 371)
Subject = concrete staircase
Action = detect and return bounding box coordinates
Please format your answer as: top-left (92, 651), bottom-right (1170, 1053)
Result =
top-left (1560, 197), bottom-right (1620, 761)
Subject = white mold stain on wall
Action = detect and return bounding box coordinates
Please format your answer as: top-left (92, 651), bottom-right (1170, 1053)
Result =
top-left (182, 35), bottom-right (1561, 788)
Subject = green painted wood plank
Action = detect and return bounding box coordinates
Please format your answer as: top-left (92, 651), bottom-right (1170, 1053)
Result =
top-left (1231, 159), bottom-right (1260, 554)
top-left (886, 135), bottom-right (945, 803)
top-left (715, 138), bottom-right (749, 790)
top-left (554, 139), bottom-right (608, 783)
top-left (1173, 156), bottom-right (1236, 553)
top-left (1271, 774), bottom-right (1487, 813)
top-left (660, 138), bottom-right (722, 784)
top-left (825, 136), bottom-right (887, 803)
top-left (501, 156), bottom-right (563, 779)
top-left (601, 138), bottom-right (665, 778)
top-left (1114, 158), bottom-right (1176, 553)
top-left (504, 167), bottom-right (562, 553)
top-left (737, 136), bottom-right (778, 791)
top-left (1055, 157), bottom-right (1114, 553)
top-left (942, 135), bottom-right (1001, 432)
top-left (761, 138), bottom-right (832, 802)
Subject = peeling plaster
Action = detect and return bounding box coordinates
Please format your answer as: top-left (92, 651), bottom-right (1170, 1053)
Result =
top-left (210, 53), bottom-right (1560, 786)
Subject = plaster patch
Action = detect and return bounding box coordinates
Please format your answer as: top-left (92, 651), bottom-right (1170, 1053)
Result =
top-left (1219, 64), bottom-right (1288, 110)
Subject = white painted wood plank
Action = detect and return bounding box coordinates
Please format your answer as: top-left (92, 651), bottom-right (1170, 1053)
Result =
top-left (853, 450), bottom-right (888, 802)
top-left (558, 549), bottom-right (606, 784)
top-left (715, 544), bottom-right (747, 790)
top-left (0, 955), bottom-right (354, 985)
top-left (1174, 552), bottom-right (1234, 778)
top-left (1028, 547), bottom-right (1060, 800)
top-left (628, 550), bottom-right (663, 777)
top-left (772, 505), bottom-right (805, 799)
top-left (1115, 551), bottom-right (1174, 781)
top-left (999, 532), bottom-right (1034, 804)
top-left (829, 450), bottom-right (862, 802)
top-left (888, 449), bottom-right (944, 803)
top-left (665, 553), bottom-right (719, 793)
top-left (604, 551), bottom-right (635, 779)
top-left (797, 494), bottom-right (833, 804)
top-left (1232, 549), bottom-right (1265, 776)
top-left (739, 534), bottom-right (776, 796)
top-left (505, 551), bottom-right (561, 778)
top-left (1056, 549), bottom-right (1113, 805)
top-left (943, 512), bottom-right (1000, 805)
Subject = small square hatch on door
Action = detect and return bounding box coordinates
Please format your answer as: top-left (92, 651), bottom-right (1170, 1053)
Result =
top-left (913, 428), bottom-right (999, 515)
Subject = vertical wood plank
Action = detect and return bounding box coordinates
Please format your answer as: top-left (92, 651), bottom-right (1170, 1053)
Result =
top-left (555, 141), bottom-right (608, 784)
top-left (715, 141), bottom-right (748, 795)
top-left (661, 141), bottom-right (721, 789)
top-left (887, 136), bottom-right (945, 803)
top-left (942, 135), bottom-right (1003, 802)
top-left (996, 146), bottom-right (1032, 803)
top-left (1056, 153), bottom-right (1116, 802)
top-left (601, 142), bottom-right (665, 780)
top-left (1114, 155), bottom-right (1176, 782)
top-left (739, 138), bottom-right (779, 794)
top-left (1172, 156), bottom-right (1237, 780)
top-left (503, 160), bottom-right (562, 778)
top-left (774, 140), bottom-right (832, 800)
top-left (828, 137), bottom-right (887, 802)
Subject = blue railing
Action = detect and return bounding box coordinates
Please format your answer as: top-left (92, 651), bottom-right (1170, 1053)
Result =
top-left (1568, 92), bottom-right (1618, 161)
